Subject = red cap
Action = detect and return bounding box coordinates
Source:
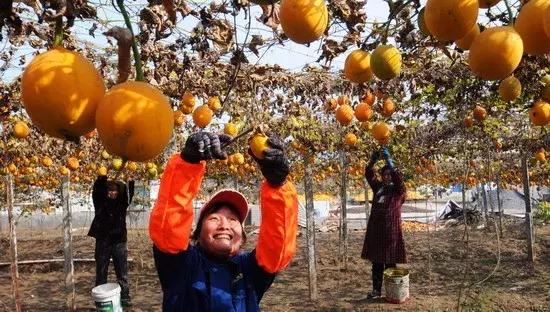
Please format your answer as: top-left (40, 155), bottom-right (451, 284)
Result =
top-left (198, 189), bottom-right (249, 223)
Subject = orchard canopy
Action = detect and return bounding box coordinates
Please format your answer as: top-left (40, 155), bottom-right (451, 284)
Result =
top-left (0, 0), bottom-right (549, 204)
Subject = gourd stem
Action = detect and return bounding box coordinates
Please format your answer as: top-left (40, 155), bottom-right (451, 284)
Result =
top-left (53, 17), bottom-right (63, 47)
top-left (116, 0), bottom-right (144, 81)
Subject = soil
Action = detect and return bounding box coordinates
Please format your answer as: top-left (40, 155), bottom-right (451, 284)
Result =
top-left (0, 219), bottom-right (549, 312)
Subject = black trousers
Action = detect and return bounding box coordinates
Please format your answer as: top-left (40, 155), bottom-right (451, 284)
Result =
top-left (95, 239), bottom-right (130, 300)
top-left (372, 262), bottom-right (396, 292)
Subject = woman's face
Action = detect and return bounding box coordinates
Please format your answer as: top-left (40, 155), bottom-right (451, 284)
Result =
top-left (199, 206), bottom-right (243, 259)
top-left (382, 169), bottom-right (392, 185)
top-left (107, 188), bottom-right (119, 199)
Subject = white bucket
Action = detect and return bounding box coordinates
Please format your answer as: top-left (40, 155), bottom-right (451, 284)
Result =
top-left (91, 283), bottom-right (123, 312)
top-left (384, 268), bottom-right (410, 304)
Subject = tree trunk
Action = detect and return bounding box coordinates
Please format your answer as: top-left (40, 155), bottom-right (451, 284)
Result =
top-left (476, 185), bottom-right (486, 226)
top-left (303, 155), bottom-right (318, 301)
top-left (496, 173), bottom-right (503, 238)
top-left (481, 183), bottom-right (489, 227)
top-left (6, 175), bottom-right (21, 312)
top-left (339, 150), bottom-right (348, 269)
top-left (521, 156), bottom-right (534, 263)
top-left (462, 183), bottom-right (467, 226)
top-left (61, 175), bottom-right (75, 311)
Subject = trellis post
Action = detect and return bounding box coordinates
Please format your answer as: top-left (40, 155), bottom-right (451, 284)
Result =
top-left (6, 174), bottom-right (21, 312)
top-left (61, 175), bottom-right (75, 310)
top-left (303, 153), bottom-right (318, 301)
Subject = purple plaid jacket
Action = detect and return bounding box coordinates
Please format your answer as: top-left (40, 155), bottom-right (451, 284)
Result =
top-left (361, 166), bottom-right (407, 264)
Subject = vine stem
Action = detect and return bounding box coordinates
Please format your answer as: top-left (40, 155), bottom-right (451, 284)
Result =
top-left (503, 0), bottom-right (514, 24)
top-left (116, 0), bottom-right (144, 82)
top-left (220, 3), bottom-right (252, 113)
top-left (53, 17), bottom-right (63, 47)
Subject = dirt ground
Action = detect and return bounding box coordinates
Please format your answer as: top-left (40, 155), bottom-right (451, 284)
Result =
top-left (1, 218), bottom-right (549, 312)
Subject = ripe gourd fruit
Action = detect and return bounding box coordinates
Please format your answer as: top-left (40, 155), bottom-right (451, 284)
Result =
top-left (280, 0), bottom-right (328, 44)
top-left (250, 134), bottom-right (269, 159)
top-left (344, 50), bottom-right (373, 83)
top-left (224, 123), bottom-right (239, 136)
top-left (345, 133), bottom-right (358, 146)
top-left (336, 104), bottom-right (354, 125)
top-left (456, 23), bottom-right (480, 50)
top-left (424, 0), bottom-right (479, 42)
top-left (354, 102), bottom-right (373, 122)
top-left (370, 45), bottom-right (402, 80)
top-left (95, 81), bottom-right (174, 162)
top-left (193, 105), bottom-right (213, 128)
top-left (514, 0), bottom-right (550, 55)
top-left (371, 122), bottom-right (390, 144)
top-left (529, 100), bottom-right (550, 126)
top-left (468, 26), bottom-right (523, 80)
top-left (473, 105), bottom-right (487, 121)
top-left (21, 47), bottom-right (105, 140)
top-left (381, 98), bottom-right (396, 117)
top-left (13, 121), bottom-right (30, 138)
top-left (499, 76), bottom-right (522, 102)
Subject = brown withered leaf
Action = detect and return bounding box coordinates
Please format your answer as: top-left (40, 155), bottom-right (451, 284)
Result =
top-left (88, 22), bottom-right (97, 37)
top-left (230, 49), bottom-right (248, 65)
top-left (206, 19), bottom-right (234, 49)
top-left (0, 0), bottom-right (22, 40)
top-left (247, 35), bottom-right (264, 56)
top-left (209, 2), bottom-right (231, 14)
top-left (232, 0), bottom-right (251, 13)
top-left (328, 0), bottom-right (367, 32)
top-left (257, 4), bottom-right (279, 30)
top-left (317, 39), bottom-right (347, 64)
top-left (162, 0), bottom-right (176, 24)
top-left (103, 26), bottom-right (133, 83)
top-left (176, 0), bottom-right (197, 17)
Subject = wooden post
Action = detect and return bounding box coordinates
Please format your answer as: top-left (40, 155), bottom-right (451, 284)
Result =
top-left (476, 185), bottom-right (487, 227)
top-left (61, 175), bottom-right (75, 310)
top-left (521, 156), bottom-right (535, 263)
top-left (496, 173), bottom-right (503, 238)
top-left (6, 175), bottom-right (21, 312)
top-left (461, 183), bottom-right (467, 225)
top-left (486, 182), bottom-right (496, 224)
top-left (303, 154), bottom-right (318, 301)
top-left (481, 183), bottom-right (489, 228)
top-left (339, 149), bottom-right (348, 269)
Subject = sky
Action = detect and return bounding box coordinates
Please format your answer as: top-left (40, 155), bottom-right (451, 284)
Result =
top-left (1, 0), bottom-right (511, 83)
top-left (0, 0), bottom-right (393, 82)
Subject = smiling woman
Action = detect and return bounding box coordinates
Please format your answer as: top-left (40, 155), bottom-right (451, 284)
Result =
top-left (148, 131), bottom-right (298, 312)
top-left (192, 200), bottom-right (248, 257)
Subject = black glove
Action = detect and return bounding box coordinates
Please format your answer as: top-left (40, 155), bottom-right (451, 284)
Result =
top-left (181, 132), bottom-right (232, 163)
top-left (368, 149), bottom-right (380, 166)
top-left (249, 135), bottom-right (290, 187)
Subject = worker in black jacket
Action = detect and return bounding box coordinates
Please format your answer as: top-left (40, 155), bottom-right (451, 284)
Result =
top-left (88, 175), bottom-right (134, 307)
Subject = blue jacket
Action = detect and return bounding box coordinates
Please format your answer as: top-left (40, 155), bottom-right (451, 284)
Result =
top-left (153, 244), bottom-right (276, 312)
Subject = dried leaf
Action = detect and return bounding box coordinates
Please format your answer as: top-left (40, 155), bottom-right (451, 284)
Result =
top-left (248, 35), bottom-right (264, 56)
top-left (0, 0), bottom-right (22, 40)
top-left (206, 19), bottom-right (234, 49)
top-left (209, 2), bottom-right (231, 14)
top-left (103, 26), bottom-right (133, 83)
top-left (257, 4), bottom-right (279, 30)
top-left (88, 22), bottom-right (97, 37)
top-left (162, 0), bottom-right (176, 24)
